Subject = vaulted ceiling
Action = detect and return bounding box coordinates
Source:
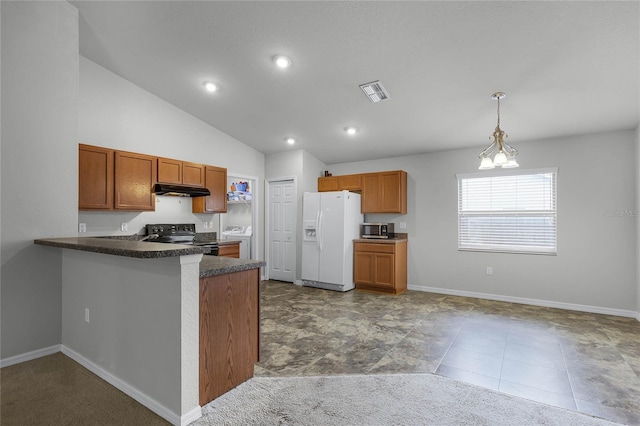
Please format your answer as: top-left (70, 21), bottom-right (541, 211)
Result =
top-left (72, 1), bottom-right (639, 164)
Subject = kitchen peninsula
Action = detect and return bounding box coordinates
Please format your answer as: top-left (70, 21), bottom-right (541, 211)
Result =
top-left (34, 237), bottom-right (265, 426)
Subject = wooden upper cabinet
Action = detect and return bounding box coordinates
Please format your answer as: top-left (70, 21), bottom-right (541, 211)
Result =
top-left (157, 157), bottom-right (182, 184)
top-left (193, 165), bottom-right (227, 213)
top-left (318, 174), bottom-right (362, 192)
top-left (318, 176), bottom-right (339, 192)
top-left (157, 157), bottom-right (204, 187)
top-left (182, 162), bottom-right (205, 187)
top-left (79, 144), bottom-right (114, 210)
top-left (114, 150), bottom-right (156, 211)
top-left (338, 174), bottom-right (362, 191)
top-left (362, 171), bottom-right (407, 214)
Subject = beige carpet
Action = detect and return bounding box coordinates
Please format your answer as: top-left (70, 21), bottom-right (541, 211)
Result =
top-left (194, 373), bottom-right (618, 426)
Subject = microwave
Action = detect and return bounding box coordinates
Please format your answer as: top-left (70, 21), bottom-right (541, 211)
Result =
top-left (360, 223), bottom-right (395, 239)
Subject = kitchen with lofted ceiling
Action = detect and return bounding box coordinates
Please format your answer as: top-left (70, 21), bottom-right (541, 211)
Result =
top-left (1, 1), bottom-right (639, 425)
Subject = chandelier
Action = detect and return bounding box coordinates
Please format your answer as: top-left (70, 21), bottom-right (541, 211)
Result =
top-left (478, 92), bottom-right (519, 169)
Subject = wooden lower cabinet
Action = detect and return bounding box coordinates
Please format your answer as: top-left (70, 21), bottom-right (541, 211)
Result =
top-left (218, 242), bottom-right (240, 258)
top-left (199, 268), bottom-right (260, 405)
top-left (354, 241), bottom-right (407, 294)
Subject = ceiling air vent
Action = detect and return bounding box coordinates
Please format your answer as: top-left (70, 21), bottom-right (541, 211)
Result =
top-left (359, 80), bottom-right (389, 103)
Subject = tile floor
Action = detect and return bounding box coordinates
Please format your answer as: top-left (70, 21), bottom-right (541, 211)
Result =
top-left (256, 280), bottom-right (640, 425)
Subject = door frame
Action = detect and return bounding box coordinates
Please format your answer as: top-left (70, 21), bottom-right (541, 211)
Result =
top-left (264, 176), bottom-right (297, 282)
top-left (222, 172), bottom-right (259, 260)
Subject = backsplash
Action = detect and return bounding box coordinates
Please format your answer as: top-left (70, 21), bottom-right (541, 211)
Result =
top-left (77, 195), bottom-right (218, 237)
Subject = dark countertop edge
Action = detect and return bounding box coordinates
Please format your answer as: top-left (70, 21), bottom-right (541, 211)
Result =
top-left (199, 258), bottom-right (266, 278)
top-left (353, 238), bottom-right (408, 244)
top-left (34, 237), bottom-right (207, 259)
top-left (217, 239), bottom-right (243, 245)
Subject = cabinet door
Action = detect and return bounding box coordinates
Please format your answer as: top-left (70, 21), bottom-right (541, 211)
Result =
top-left (193, 165), bottom-right (227, 213)
top-left (361, 173), bottom-right (380, 213)
top-left (354, 251), bottom-right (374, 285)
top-left (218, 243), bottom-right (240, 258)
top-left (338, 174), bottom-right (362, 191)
top-left (361, 171), bottom-right (407, 214)
top-left (318, 176), bottom-right (338, 192)
top-left (379, 171), bottom-right (407, 213)
top-left (373, 253), bottom-right (395, 288)
top-left (114, 151), bottom-right (156, 211)
top-left (182, 162), bottom-right (205, 187)
top-left (79, 144), bottom-right (113, 210)
top-left (157, 157), bottom-right (182, 184)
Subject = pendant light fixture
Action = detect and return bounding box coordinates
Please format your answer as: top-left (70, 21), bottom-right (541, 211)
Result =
top-left (478, 92), bottom-right (519, 169)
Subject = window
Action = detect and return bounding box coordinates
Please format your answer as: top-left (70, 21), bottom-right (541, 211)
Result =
top-left (457, 168), bottom-right (557, 254)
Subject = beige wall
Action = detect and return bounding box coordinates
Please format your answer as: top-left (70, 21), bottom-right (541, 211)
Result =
top-left (329, 130), bottom-right (637, 314)
top-left (1, 1), bottom-right (79, 359)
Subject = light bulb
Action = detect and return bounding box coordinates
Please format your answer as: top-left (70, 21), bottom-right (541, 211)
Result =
top-left (203, 81), bottom-right (218, 93)
top-left (479, 157), bottom-right (495, 170)
top-left (503, 156), bottom-right (519, 168)
top-left (493, 151), bottom-right (507, 166)
top-left (345, 127), bottom-right (358, 135)
top-left (273, 55), bottom-right (292, 68)
top-left (286, 137), bottom-right (296, 145)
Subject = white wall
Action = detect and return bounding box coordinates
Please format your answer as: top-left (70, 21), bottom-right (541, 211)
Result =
top-left (265, 149), bottom-right (326, 281)
top-left (329, 130), bottom-right (637, 313)
top-left (636, 125), bottom-right (640, 319)
top-left (1, 1), bottom-right (79, 359)
top-left (61, 250), bottom-right (201, 423)
top-left (78, 56), bottom-right (265, 262)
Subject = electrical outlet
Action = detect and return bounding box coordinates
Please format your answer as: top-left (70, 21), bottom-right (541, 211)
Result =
top-left (209, 221), bottom-right (214, 229)
top-left (486, 266), bottom-right (493, 275)
top-left (121, 223), bottom-right (128, 232)
top-left (79, 223), bottom-right (87, 233)
top-left (399, 222), bottom-right (407, 229)
top-left (84, 308), bottom-right (90, 323)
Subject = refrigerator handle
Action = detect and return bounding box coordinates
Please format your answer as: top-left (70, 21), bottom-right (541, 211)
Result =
top-left (317, 210), bottom-right (323, 252)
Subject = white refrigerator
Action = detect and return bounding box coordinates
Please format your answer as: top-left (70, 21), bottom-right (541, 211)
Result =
top-left (302, 191), bottom-right (363, 292)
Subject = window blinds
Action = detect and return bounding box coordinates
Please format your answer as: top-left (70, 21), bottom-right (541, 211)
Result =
top-left (457, 168), bottom-right (557, 254)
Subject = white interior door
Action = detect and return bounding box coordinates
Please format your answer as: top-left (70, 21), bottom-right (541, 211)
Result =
top-left (268, 179), bottom-right (296, 282)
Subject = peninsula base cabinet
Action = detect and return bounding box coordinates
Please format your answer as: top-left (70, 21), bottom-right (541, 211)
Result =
top-left (199, 269), bottom-right (260, 405)
top-left (354, 241), bottom-right (407, 295)
top-left (218, 242), bottom-right (240, 258)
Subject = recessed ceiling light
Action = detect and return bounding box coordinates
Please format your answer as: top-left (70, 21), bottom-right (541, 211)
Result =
top-left (203, 81), bottom-right (218, 93)
top-left (345, 126), bottom-right (358, 135)
top-left (286, 137), bottom-right (296, 145)
top-left (273, 55), bottom-right (292, 69)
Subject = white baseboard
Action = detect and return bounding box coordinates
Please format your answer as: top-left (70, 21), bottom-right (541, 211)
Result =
top-left (408, 284), bottom-right (638, 319)
top-left (0, 344), bottom-right (61, 368)
top-left (61, 345), bottom-right (201, 426)
top-left (294, 279), bottom-right (303, 286)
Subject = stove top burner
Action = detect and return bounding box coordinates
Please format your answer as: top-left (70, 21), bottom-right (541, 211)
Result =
top-left (144, 223), bottom-right (218, 256)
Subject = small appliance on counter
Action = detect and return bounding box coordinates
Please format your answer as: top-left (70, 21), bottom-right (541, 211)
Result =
top-left (360, 223), bottom-right (395, 239)
top-left (143, 223), bottom-right (218, 256)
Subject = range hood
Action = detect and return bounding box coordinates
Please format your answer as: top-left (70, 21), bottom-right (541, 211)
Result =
top-left (153, 183), bottom-right (211, 197)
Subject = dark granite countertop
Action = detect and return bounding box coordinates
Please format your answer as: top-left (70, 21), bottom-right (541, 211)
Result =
top-left (353, 237), bottom-right (408, 244)
top-left (217, 239), bottom-right (242, 246)
top-left (199, 257), bottom-right (265, 278)
top-left (34, 237), bottom-right (265, 277)
top-left (34, 237), bottom-right (207, 259)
